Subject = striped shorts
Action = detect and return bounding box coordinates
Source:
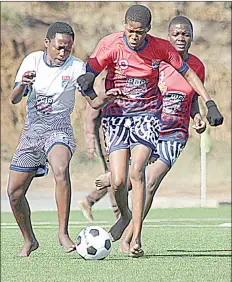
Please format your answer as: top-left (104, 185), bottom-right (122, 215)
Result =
top-left (155, 140), bottom-right (185, 168)
top-left (10, 130), bottom-right (76, 177)
top-left (102, 115), bottom-right (160, 155)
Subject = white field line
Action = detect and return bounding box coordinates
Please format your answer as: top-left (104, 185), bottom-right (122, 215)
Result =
top-left (1, 224), bottom-right (231, 229)
top-left (1, 218), bottom-right (230, 226)
top-left (1, 218), bottom-right (231, 229)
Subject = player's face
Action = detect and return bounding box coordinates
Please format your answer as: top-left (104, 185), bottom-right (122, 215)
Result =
top-left (44, 33), bottom-right (74, 66)
top-left (168, 23), bottom-right (192, 54)
top-left (124, 20), bottom-right (148, 50)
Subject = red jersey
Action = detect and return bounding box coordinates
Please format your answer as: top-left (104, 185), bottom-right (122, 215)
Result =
top-left (87, 32), bottom-right (188, 117)
top-left (158, 53), bottom-right (205, 144)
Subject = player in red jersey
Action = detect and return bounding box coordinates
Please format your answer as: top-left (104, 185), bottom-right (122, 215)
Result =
top-left (77, 5), bottom-right (223, 257)
top-left (119, 15), bottom-right (217, 255)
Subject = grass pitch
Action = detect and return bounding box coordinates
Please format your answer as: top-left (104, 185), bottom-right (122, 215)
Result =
top-left (1, 207), bottom-right (231, 282)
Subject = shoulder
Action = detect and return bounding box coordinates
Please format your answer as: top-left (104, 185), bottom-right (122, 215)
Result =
top-left (188, 53), bottom-right (205, 70)
top-left (98, 32), bottom-right (124, 47)
top-left (148, 35), bottom-right (172, 48)
top-left (68, 55), bottom-right (85, 67)
top-left (24, 51), bottom-right (44, 61)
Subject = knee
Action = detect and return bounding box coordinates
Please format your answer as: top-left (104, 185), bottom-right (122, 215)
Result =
top-left (111, 177), bottom-right (126, 193)
top-left (52, 163), bottom-right (69, 183)
top-left (130, 163), bottom-right (143, 182)
top-left (7, 185), bottom-right (23, 204)
top-left (146, 175), bottom-right (159, 196)
top-left (146, 181), bottom-right (155, 196)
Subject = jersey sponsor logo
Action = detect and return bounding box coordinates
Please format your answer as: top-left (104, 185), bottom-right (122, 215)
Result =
top-left (163, 91), bottom-right (186, 114)
top-left (152, 59), bottom-right (161, 70)
top-left (124, 77), bottom-right (147, 97)
top-left (36, 95), bottom-right (53, 113)
top-left (62, 76), bottom-right (70, 87)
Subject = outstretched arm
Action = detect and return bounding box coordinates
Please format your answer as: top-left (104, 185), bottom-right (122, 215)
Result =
top-left (84, 103), bottom-right (101, 160)
top-left (77, 72), bottom-right (123, 110)
top-left (183, 68), bottom-right (223, 126)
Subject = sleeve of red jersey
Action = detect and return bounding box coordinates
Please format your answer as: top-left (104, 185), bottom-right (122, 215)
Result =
top-left (198, 62), bottom-right (205, 83)
top-left (163, 41), bottom-right (189, 75)
top-left (86, 38), bottom-right (111, 76)
top-left (192, 61), bottom-right (205, 101)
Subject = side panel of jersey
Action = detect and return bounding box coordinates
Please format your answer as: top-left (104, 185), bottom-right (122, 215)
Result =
top-left (158, 54), bottom-right (205, 144)
top-left (88, 32), bottom-right (187, 117)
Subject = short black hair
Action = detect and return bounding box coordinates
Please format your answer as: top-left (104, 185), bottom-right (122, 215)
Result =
top-left (168, 16), bottom-right (193, 34)
top-left (125, 5), bottom-right (152, 30)
top-left (45, 21), bottom-right (75, 41)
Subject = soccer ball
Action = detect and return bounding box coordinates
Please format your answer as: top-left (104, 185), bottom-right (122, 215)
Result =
top-left (76, 226), bottom-right (112, 260)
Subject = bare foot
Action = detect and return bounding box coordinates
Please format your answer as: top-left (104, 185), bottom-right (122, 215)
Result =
top-left (129, 243), bottom-right (144, 258)
top-left (59, 235), bottom-right (76, 253)
top-left (119, 240), bottom-right (130, 254)
top-left (109, 214), bottom-right (131, 242)
top-left (95, 172), bottom-right (111, 190)
top-left (78, 198), bottom-right (94, 222)
top-left (18, 240), bottom-right (39, 257)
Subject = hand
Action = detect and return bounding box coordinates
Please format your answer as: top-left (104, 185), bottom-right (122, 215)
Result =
top-left (104, 88), bottom-right (123, 102)
top-left (206, 100), bottom-right (224, 126)
top-left (77, 72), bottom-right (95, 92)
top-left (20, 71), bottom-right (36, 86)
top-left (192, 116), bottom-right (206, 134)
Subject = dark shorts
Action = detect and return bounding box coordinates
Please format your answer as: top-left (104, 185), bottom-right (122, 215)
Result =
top-left (153, 140), bottom-right (185, 168)
top-left (102, 115), bottom-right (160, 155)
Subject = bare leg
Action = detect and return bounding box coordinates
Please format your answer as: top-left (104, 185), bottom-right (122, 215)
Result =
top-left (7, 170), bottom-right (39, 257)
top-left (108, 149), bottom-right (131, 241)
top-left (78, 188), bottom-right (108, 222)
top-left (95, 172), bottom-right (111, 189)
top-left (48, 145), bottom-right (75, 253)
top-left (107, 185), bottom-right (120, 219)
top-left (143, 160), bottom-right (169, 218)
top-left (128, 145), bottom-right (151, 257)
top-left (120, 160), bottom-right (169, 254)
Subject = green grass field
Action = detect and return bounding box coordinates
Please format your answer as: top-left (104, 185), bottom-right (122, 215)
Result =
top-left (1, 207), bottom-right (231, 282)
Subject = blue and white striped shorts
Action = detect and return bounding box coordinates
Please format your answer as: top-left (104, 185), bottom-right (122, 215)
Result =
top-left (102, 115), bottom-right (160, 155)
top-left (10, 130), bottom-right (76, 177)
top-left (155, 140), bottom-right (185, 168)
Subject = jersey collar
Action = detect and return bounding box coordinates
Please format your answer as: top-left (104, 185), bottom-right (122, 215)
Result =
top-left (123, 33), bottom-right (148, 52)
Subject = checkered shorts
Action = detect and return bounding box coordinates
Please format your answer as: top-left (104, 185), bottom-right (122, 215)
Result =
top-left (102, 115), bottom-right (160, 155)
top-left (10, 130), bottom-right (76, 177)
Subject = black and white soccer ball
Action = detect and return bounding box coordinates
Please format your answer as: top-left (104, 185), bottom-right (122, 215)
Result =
top-left (76, 226), bottom-right (112, 260)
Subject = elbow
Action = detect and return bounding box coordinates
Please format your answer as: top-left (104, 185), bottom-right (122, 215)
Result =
top-left (11, 98), bottom-right (18, 104)
top-left (88, 100), bottom-right (99, 110)
top-left (10, 96), bottom-right (21, 104)
top-left (91, 104), bottom-right (101, 110)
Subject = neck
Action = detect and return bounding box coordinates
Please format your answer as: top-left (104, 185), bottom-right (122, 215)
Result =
top-left (45, 53), bottom-right (55, 66)
top-left (180, 51), bottom-right (189, 61)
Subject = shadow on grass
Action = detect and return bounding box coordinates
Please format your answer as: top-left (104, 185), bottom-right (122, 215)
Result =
top-left (143, 249), bottom-right (231, 258)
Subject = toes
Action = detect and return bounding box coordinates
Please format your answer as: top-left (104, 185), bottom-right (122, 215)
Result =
top-left (129, 244), bottom-right (144, 258)
top-left (63, 245), bottom-right (76, 253)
